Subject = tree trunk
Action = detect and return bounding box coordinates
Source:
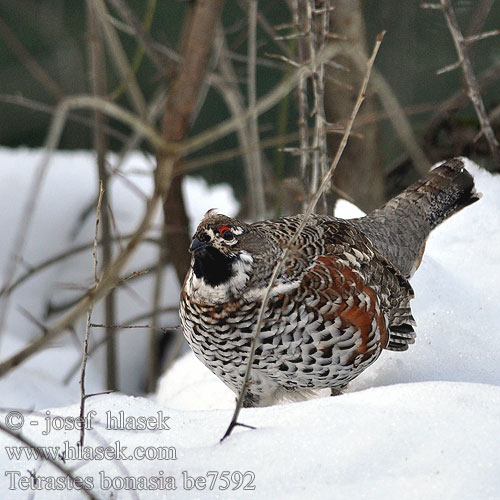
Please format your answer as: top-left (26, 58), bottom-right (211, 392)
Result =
top-left (324, 0), bottom-right (384, 212)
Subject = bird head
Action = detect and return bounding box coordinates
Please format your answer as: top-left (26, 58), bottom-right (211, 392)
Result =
top-left (188, 209), bottom-right (255, 293)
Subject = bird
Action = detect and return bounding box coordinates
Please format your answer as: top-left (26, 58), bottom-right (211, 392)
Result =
top-left (179, 158), bottom-right (480, 407)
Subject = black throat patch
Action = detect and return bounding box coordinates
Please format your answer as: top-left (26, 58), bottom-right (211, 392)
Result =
top-left (192, 246), bottom-right (235, 287)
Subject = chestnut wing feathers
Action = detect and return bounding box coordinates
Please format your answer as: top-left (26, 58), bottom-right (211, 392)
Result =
top-left (267, 216), bottom-right (416, 352)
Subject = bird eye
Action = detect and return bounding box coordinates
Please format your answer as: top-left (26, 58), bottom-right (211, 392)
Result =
top-left (218, 225), bottom-right (234, 241)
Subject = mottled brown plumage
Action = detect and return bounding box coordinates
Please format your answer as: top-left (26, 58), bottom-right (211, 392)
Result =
top-left (179, 158), bottom-right (480, 407)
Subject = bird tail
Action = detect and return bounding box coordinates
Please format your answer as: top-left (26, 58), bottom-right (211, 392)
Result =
top-left (392, 157), bottom-right (481, 230)
top-left (352, 157), bottom-right (481, 277)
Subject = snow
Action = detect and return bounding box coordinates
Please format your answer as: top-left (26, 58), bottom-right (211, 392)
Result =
top-left (0, 148), bottom-right (238, 402)
top-left (0, 149), bottom-right (499, 499)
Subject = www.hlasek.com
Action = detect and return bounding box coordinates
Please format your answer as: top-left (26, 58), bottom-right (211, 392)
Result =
top-left (4, 440), bottom-right (177, 461)
top-left (5, 470), bottom-right (256, 492)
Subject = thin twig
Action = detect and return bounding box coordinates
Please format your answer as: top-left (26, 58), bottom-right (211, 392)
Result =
top-left (464, 29), bottom-right (500, 44)
top-left (0, 193), bottom-right (161, 378)
top-left (436, 59), bottom-right (462, 75)
top-left (88, 6), bottom-right (118, 390)
top-left (420, 3), bottom-right (442, 9)
top-left (79, 309), bottom-right (92, 448)
top-left (0, 94), bottom-right (129, 143)
top-left (439, 0), bottom-right (500, 166)
top-left (0, 235), bottom-right (160, 298)
top-left (147, 223), bottom-right (168, 393)
top-left (0, 16), bottom-right (64, 100)
top-left (91, 323), bottom-right (174, 331)
top-left (247, 0), bottom-right (266, 219)
top-left (63, 307), bottom-right (179, 384)
top-left (107, 0), bottom-right (174, 69)
top-left (465, 0), bottom-right (494, 38)
top-left (0, 422), bottom-right (97, 500)
top-left (0, 90), bottom-right (166, 365)
top-left (89, 0), bottom-right (147, 117)
top-left (180, 43), bottom-right (340, 157)
top-left (79, 180), bottom-right (104, 447)
top-left (213, 27), bottom-right (265, 221)
top-left (92, 183), bottom-right (104, 284)
top-left (221, 31), bottom-right (385, 442)
top-left (257, 9), bottom-right (294, 58)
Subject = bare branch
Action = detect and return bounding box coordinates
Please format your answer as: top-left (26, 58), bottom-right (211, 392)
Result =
top-left (436, 59), bottom-right (462, 75)
top-left (439, 0), bottom-right (500, 166)
top-left (465, 0), bottom-right (494, 38)
top-left (0, 192), bottom-right (161, 378)
top-left (63, 307), bottom-right (179, 385)
top-left (88, 6), bottom-right (118, 390)
top-left (147, 224), bottom-right (168, 393)
top-left (79, 309), bottom-right (93, 448)
top-left (92, 183), bottom-right (104, 283)
top-left (0, 16), bottom-right (64, 100)
top-left (0, 422), bottom-right (97, 500)
top-left (107, 0), bottom-right (174, 70)
top-left (91, 323), bottom-right (175, 331)
top-left (247, 0), bottom-right (266, 219)
top-left (180, 43), bottom-right (340, 157)
top-left (420, 3), bottom-right (442, 9)
top-left (0, 94), bottom-right (129, 143)
top-left (80, 178), bottom-right (104, 447)
top-left (89, 0), bottom-right (147, 117)
top-left (464, 29), bottom-right (500, 44)
top-left (0, 235), bottom-right (160, 298)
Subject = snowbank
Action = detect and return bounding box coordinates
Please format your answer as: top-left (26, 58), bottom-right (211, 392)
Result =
top-left (0, 150), bottom-right (499, 499)
top-left (0, 147), bottom-right (237, 403)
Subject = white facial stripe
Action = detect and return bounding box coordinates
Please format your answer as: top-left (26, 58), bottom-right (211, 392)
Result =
top-left (205, 228), bottom-right (216, 240)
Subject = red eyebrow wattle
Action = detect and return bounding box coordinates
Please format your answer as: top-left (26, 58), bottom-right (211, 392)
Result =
top-left (218, 225), bottom-right (231, 235)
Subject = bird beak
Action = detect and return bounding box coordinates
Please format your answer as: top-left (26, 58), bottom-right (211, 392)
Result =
top-left (189, 238), bottom-right (208, 254)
